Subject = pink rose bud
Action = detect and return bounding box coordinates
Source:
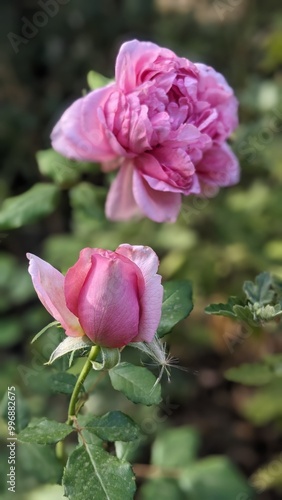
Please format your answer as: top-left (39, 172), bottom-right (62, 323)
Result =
top-left (27, 245), bottom-right (163, 348)
top-left (51, 40), bottom-right (239, 223)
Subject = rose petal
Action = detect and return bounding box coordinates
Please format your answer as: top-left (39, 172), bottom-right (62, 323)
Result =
top-left (77, 253), bottom-right (141, 347)
top-left (132, 170), bottom-right (182, 223)
top-left (196, 143), bottom-right (240, 187)
top-left (64, 248), bottom-right (94, 317)
top-left (105, 162), bottom-right (143, 220)
top-left (116, 244), bottom-right (159, 283)
top-left (27, 253), bottom-right (84, 337)
top-left (116, 245), bottom-right (163, 342)
top-left (51, 85), bottom-right (118, 162)
top-left (196, 63), bottom-right (239, 139)
top-left (136, 150), bottom-right (194, 194)
top-left (115, 39), bottom-right (174, 92)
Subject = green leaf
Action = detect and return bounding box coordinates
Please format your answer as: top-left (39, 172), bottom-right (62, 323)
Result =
top-left (157, 280), bottom-right (193, 338)
top-left (225, 363), bottom-right (274, 386)
top-left (232, 305), bottom-right (258, 326)
top-left (140, 479), bottom-right (185, 500)
top-left (36, 149), bottom-right (81, 186)
top-left (77, 428), bottom-right (104, 449)
top-left (243, 272), bottom-right (274, 305)
top-left (31, 321), bottom-right (60, 344)
top-left (47, 372), bottom-right (78, 395)
top-left (70, 182), bottom-right (106, 221)
top-left (17, 418), bottom-right (73, 444)
top-left (109, 362), bottom-right (162, 405)
top-left (87, 70), bottom-right (112, 90)
top-left (77, 411), bottom-right (140, 442)
top-left (63, 445), bottom-right (136, 500)
top-left (242, 380), bottom-right (282, 424)
top-left (205, 297), bottom-right (239, 319)
top-left (91, 347), bottom-right (120, 371)
top-left (17, 442), bottom-right (63, 483)
top-left (46, 335), bottom-right (93, 364)
top-left (265, 354), bottom-right (282, 375)
top-left (115, 440), bottom-right (141, 462)
top-left (253, 303), bottom-right (282, 321)
top-left (179, 456), bottom-right (255, 500)
top-left (205, 298), bottom-right (261, 327)
top-left (151, 427), bottom-right (200, 468)
top-left (225, 355), bottom-right (282, 387)
top-left (0, 183), bottom-right (60, 230)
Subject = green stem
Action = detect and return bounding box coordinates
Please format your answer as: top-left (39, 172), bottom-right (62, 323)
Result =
top-left (67, 345), bottom-right (100, 425)
top-left (55, 440), bottom-right (65, 463)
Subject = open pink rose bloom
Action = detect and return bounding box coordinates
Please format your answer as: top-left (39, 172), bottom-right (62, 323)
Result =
top-left (27, 245), bottom-right (163, 348)
top-left (51, 40), bottom-right (239, 223)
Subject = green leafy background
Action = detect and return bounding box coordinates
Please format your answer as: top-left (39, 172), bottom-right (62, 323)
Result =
top-left (1, 0), bottom-right (282, 499)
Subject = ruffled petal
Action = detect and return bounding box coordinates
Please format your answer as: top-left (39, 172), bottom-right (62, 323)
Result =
top-left (195, 63), bottom-right (239, 139)
top-left (196, 143), bottom-right (240, 187)
top-left (132, 170), bottom-right (182, 223)
top-left (115, 39), bottom-right (171, 92)
top-left (135, 151), bottom-right (194, 194)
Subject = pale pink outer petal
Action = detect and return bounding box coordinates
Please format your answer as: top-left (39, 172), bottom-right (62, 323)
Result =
top-left (133, 170), bottom-right (182, 223)
top-left (51, 85), bottom-right (118, 162)
top-left (77, 254), bottom-right (141, 348)
top-left (116, 244), bottom-right (163, 343)
top-left (105, 162), bottom-right (143, 220)
top-left (27, 253), bottom-right (84, 337)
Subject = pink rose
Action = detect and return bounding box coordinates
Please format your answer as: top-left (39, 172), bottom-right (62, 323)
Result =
top-left (27, 245), bottom-right (163, 348)
top-left (51, 40), bottom-right (239, 223)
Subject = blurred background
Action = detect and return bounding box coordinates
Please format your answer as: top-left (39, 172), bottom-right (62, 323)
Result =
top-left (1, 0), bottom-right (282, 498)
